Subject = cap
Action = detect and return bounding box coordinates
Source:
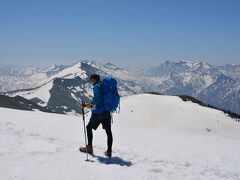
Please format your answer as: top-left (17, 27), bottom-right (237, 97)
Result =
top-left (89, 74), bottom-right (100, 82)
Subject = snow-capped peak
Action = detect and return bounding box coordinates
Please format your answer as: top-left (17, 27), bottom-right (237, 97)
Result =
top-left (180, 60), bottom-right (211, 71)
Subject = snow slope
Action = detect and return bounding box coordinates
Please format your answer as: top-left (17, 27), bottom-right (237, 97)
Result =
top-left (12, 81), bottom-right (54, 106)
top-left (0, 94), bottom-right (240, 180)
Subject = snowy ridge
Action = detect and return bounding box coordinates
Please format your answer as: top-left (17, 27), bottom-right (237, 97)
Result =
top-left (13, 81), bottom-right (54, 106)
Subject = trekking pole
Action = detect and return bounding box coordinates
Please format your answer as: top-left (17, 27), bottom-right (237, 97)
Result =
top-left (82, 102), bottom-right (89, 161)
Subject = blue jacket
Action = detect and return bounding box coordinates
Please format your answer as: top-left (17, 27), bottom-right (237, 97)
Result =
top-left (91, 81), bottom-right (105, 113)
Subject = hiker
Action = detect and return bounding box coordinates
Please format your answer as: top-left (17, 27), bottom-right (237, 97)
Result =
top-left (79, 74), bottom-right (113, 157)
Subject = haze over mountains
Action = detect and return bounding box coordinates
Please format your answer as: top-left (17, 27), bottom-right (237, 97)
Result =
top-left (0, 60), bottom-right (239, 115)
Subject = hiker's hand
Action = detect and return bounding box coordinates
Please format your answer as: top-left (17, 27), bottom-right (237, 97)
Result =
top-left (85, 104), bottom-right (94, 108)
top-left (80, 104), bottom-right (86, 108)
top-left (81, 104), bottom-right (93, 108)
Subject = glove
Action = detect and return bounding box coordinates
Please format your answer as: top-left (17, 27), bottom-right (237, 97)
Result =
top-left (81, 103), bottom-right (93, 108)
top-left (81, 103), bottom-right (86, 108)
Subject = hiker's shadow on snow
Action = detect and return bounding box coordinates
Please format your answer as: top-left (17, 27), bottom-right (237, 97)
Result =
top-left (92, 155), bottom-right (133, 167)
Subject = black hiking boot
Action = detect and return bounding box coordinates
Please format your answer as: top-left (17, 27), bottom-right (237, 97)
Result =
top-left (104, 150), bottom-right (112, 158)
top-left (79, 145), bottom-right (93, 154)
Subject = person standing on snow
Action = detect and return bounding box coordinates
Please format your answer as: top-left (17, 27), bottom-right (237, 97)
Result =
top-left (79, 74), bottom-right (113, 157)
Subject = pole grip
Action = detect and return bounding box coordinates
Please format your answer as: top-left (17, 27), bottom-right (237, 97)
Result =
top-left (82, 102), bottom-right (85, 115)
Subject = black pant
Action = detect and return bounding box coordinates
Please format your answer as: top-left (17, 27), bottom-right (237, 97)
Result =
top-left (86, 112), bottom-right (113, 151)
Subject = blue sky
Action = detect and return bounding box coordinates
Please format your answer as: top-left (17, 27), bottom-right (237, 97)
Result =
top-left (0, 0), bottom-right (239, 68)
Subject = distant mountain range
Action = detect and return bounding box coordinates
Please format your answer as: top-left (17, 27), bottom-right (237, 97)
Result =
top-left (140, 61), bottom-right (240, 115)
top-left (0, 60), bottom-right (239, 115)
top-left (2, 61), bottom-right (141, 115)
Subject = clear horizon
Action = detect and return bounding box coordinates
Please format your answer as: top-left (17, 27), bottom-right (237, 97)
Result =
top-left (0, 0), bottom-right (239, 68)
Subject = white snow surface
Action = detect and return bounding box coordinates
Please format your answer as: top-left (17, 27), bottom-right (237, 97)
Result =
top-left (0, 94), bottom-right (240, 180)
top-left (13, 81), bottom-right (53, 106)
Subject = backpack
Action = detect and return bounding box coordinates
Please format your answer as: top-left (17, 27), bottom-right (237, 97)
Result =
top-left (102, 76), bottom-right (120, 112)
